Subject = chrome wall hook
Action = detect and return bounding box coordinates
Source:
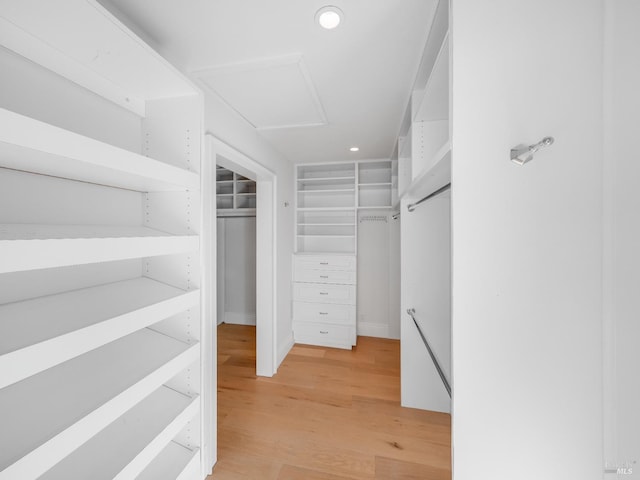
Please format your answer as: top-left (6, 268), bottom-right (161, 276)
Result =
top-left (510, 136), bottom-right (554, 165)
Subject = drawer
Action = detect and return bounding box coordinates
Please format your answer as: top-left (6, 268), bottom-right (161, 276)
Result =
top-left (293, 283), bottom-right (356, 305)
top-left (293, 301), bottom-right (355, 326)
top-left (294, 322), bottom-right (355, 349)
top-left (293, 254), bottom-right (356, 271)
top-left (294, 267), bottom-right (356, 285)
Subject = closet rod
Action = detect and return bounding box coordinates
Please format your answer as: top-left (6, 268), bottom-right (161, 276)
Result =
top-left (406, 308), bottom-right (451, 397)
top-left (407, 183), bottom-right (451, 212)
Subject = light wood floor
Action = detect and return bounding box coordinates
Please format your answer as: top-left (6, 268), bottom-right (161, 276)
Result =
top-left (208, 324), bottom-right (451, 479)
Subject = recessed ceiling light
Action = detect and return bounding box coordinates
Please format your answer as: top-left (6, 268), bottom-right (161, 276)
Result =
top-left (316, 6), bottom-right (343, 30)
top-left (349, 146), bottom-right (359, 152)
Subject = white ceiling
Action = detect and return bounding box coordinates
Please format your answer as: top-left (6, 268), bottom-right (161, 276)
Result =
top-left (100, 0), bottom-right (436, 163)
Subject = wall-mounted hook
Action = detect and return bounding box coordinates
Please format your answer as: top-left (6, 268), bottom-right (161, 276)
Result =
top-left (510, 136), bottom-right (554, 165)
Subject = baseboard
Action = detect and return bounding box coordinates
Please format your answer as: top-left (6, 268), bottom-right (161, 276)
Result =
top-left (224, 311), bottom-right (256, 326)
top-left (357, 322), bottom-right (391, 339)
top-left (277, 332), bottom-right (295, 369)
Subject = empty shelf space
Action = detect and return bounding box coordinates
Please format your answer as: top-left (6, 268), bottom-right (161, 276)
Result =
top-left (0, 328), bottom-right (199, 480)
top-left (0, 277), bottom-right (199, 389)
top-left (297, 207), bottom-right (355, 212)
top-left (405, 143), bottom-right (451, 200)
top-left (40, 386), bottom-right (199, 480)
top-left (0, 108), bottom-right (199, 192)
top-left (358, 161), bottom-right (392, 184)
top-left (297, 176), bottom-right (355, 187)
top-left (137, 442), bottom-right (200, 480)
top-left (0, 224), bottom-right (198, 274)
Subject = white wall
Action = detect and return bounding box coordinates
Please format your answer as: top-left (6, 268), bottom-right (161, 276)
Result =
top-left (604, 0), bottom-right (640, 474)
top-left (356, 210), bottom-right (401, 339)
top-left (451, 1), bottom-right (604, 478)
top-left (204, 93), bottom-right (295, 367)
top-left (217, 216), bottom-right (257, 325)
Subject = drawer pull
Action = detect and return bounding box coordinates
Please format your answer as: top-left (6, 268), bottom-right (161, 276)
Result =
top-left (320, 262), bottom-right (329, 265)
top-left (319, 312), bottom-right (328, 315)
top-left (319, 275), bottom-right (329, 279)
top-left (319, 331), bottom-right (329, 334)
top-left (319, 292), bottom-right (328, 295)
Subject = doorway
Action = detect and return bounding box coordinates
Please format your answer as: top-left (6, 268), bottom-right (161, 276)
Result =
top-left (202, 134), bottom-right (277, 469)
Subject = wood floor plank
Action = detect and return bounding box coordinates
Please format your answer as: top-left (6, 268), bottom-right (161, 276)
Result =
top-left (208, 324), bottom-right (451, 480)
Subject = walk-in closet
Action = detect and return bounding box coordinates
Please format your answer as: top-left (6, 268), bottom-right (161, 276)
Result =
top-left (215, 166), bottom-right (257, 329)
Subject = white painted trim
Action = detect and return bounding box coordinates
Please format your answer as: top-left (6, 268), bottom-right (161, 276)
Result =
top-left (277, 333), bottom-right (295, 367)
top-left (224, 312), bottom-right (257, 326)
top-left (357, 322), bottom-right (390, 339)
top-left (206, 133), bottom-right (277, 378)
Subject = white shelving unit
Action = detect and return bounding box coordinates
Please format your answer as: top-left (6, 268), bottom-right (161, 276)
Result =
top-left (0, 2), bottom-right (208, 479)
top-left (216, 166), bottom-right (256, 215)
top-left (396, 0), bottom-right (452, 413)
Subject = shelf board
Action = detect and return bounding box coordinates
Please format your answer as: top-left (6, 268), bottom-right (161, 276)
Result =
top-left (297, 176), bottom-right (355, 185)
top-left (296, 235), bottom-right (355, 238)
top-left (412, 32), bottom-right (450, 123)
top-left (216, 193), bottom-right (233, 197)
top-left (358, 183), bottom-right (392, 187)
top-left (0, 109), bottom-right (199, 192)
top-left (357, 205), bottom-right (393, 210)
top-left (404, 142), bottom-right (451, 201)
top-left (298, 189), bottom-right (355, 194)
top-left (297, 207), bottom-right (355, 212)
top-left (0, 328), bottom-right (199, 480)
top-left (297, 223), bottom-right (356, 227)
top-left (0, 224), bottom-right (198, 274)
top-left (0, 1), bottom-right (197, 116)
top-left (215, 180), bottom-right (234, 184)
top-left (137, 442), bottom-right (200, 480)
top-left (236, 193), bottom-right (256, 196)
top-left (0, 277), bottom-right (199, 389)
top-left (40, 386), bottom-right (198, 480)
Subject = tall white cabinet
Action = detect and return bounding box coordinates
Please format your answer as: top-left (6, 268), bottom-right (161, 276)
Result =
top-left (292, 161), bottom-right (396, 349)
top-left (0, 3), bottom-right (209, 479)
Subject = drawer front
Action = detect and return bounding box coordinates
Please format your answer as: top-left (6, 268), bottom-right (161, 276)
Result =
top-left (293, 283), bottom-right (356, 305)
top-left (294, 254), bottom-right (356, 271)
top-left (294, 267), bottom-right (356, 285)
top-left (293, 301), bottom-right (355, 326)
top-left (294, 322), bottom-right (354, 349)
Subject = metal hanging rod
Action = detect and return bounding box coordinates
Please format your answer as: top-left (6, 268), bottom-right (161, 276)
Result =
top-left (406, 308), bottom-right (451, 397)
top-left (391, 212), bottom-right (400, 220)
top-left (407, 183), bottom-right (451, 212)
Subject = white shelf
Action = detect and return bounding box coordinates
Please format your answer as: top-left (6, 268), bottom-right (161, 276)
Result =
top-left (298, 223), bottom-right (356, 227)
top-left (0, 108), bottom-right (199, 192)
top-left (137, 442), bottom-right (200, 480)
top-left (236, 193), bottom-right (257, 196)
top-left (297, 176), bottom-right (355, 185)
top-left (297, 207), bottom-right (355, 212)
top-left (405, 142), bottom-right (451, 201)
top-left (357, 206), bottom-right (393, 210)
top-left (298, 189), bottom-right (355, 194)
top-left (358, 183), bottom-right (393, 187)
top-left (0, 0), bottom-right (198, 116)
top-left (412, 32), bottom-right (450, 122)
top-left (297, 235), bottom-right (355, 238)
top-left (0, 328), bottom-right (199, 480)
top-left (0, 224), bottom-right (198, 274)
top-left (0, 277), bottom-right (200, 389)
top-left (40, 386), bottom-right (199, 480)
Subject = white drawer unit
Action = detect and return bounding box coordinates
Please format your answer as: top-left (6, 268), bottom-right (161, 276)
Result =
top-left (294, 254), bottom-right (356, 271)
top-left (292, 253), bottom-right (357, 349)
top-left (294, 267), bottom-right (356, 285)
top-left (293, 322), bottom-right (355, 350)
top-left (293, 283), bottom-right (356, 305)
top-left (293, 302), bottom-right (355, 326)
